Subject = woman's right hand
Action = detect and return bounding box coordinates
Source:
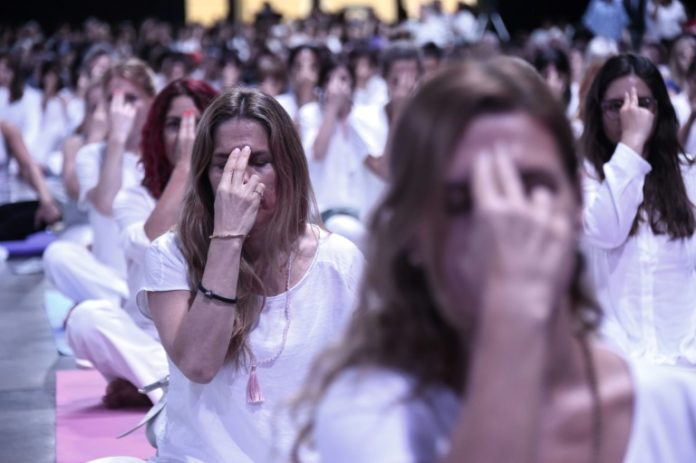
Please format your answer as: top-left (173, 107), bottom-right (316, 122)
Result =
top-left (465, 147), bottom-right (574, 322)
top-left (175, 110), bottom-right (196, 166)
top-left (619, 86), bottom-right (655, 157)
top-left (212, 146), bottom-right (265, 236)
top-left (108, 91), bottom-right (137, 144)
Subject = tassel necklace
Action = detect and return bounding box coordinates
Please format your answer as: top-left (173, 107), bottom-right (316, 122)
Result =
top-left (246, 252), bottom-right (294, 405)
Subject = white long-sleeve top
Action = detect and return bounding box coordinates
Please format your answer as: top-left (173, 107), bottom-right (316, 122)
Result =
top-left (582, 142), bottom-right (696, 366)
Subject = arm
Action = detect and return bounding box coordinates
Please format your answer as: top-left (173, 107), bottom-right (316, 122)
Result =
top-left (312, 76), bottom-right (351, 161)
top-left (2, 121), bottom-right (61, 225)
top-left (582, 86), bottom-right (654, 249)
top-left (143, 112), bottom-right (195, 241)
top-left (61, 136), bottom-right (83, 201)
top-left (148, 146), bottom-right (264, 383)
top-left (86, 92), bottom-right (136, 215)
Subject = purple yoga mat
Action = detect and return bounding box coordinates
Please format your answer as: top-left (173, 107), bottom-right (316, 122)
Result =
top-left (0, 231), bottom-right (56, 257)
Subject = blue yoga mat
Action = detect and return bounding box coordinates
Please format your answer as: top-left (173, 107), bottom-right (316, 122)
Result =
top-left (44, 289), bottom-right (75, 356)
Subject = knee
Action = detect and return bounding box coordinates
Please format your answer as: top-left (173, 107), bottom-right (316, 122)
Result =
top-left (66, 300), bottom-right (111, 341)
top-left (43, 241), bottom-right (79, 279)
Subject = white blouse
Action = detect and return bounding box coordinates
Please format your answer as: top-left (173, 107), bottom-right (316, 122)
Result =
top-left (315, 359), bottom-right (696, 462)
top-left (582, 143), bottom-right (696, 366)
top-left (137, 230), bottom-right (364, 463)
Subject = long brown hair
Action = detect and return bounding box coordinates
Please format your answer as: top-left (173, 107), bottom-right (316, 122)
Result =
top-left (177, 88), bottom-right (317, 364)
top-left (582, 53), bottom-right (695, 239)
top-left (292, 58), bottom-right (600, 459)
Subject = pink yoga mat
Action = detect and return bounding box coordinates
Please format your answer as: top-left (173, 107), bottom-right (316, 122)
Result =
top-left (56, 369), bottom-right (154, 462)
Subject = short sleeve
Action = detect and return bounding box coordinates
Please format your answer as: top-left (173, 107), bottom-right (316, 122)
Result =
top-left (136, 231), bottom-right (191, 319)
top-left (113, 186), bottom-right (156, 263)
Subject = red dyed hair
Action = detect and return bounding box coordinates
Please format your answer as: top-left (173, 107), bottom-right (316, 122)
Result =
top-left (140, 79), bottom-right (218, 199)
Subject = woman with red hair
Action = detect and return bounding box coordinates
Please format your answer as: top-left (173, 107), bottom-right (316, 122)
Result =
top-left (66, 79), bottom-right (218, 408)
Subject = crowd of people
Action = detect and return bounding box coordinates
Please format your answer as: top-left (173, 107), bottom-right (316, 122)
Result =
top-left (1, 1), bottom-right (696, 462)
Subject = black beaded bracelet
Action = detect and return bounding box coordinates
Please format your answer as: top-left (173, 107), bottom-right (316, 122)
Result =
top-left (197, 282), bottom-right (238, 304)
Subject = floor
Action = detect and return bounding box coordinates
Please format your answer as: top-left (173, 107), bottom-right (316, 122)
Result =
top-left (0, 256), bottom-right (74, 463)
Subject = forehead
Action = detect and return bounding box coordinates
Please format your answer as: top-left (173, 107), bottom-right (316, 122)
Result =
top-left (603, 75), bottom-right (652, 98)
top-left (213, 118), bottom-right (269, 153)
top-left (448, 112), bottom-right (565, 181)
top-left (166, 95), bottom-right (197, 117)
top-left (387, 59), bottom-right (419, 78)
top-left (107, 76), bottom-right (144, 95)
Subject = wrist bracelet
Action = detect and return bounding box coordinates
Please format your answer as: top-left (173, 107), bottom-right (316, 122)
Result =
top-left (198, 282), bottom-right (238, 304)
top-left (209, 232), bottom-right (246, 240)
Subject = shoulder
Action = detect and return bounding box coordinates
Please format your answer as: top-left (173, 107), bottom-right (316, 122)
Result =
top-left (316, 367), bottom-right (459, 463)
top-left (316, 231), bottom-right (365, 272)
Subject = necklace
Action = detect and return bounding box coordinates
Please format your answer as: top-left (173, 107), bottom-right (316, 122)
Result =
top-left (246, 252), bottom-right (294, 405)
top-left (579, 336), bottom-right (602, 463)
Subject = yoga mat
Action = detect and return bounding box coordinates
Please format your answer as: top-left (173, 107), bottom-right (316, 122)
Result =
top-left (1, 230), bottom-right (56, 258)
top-left (56, 370), bottom-right (153, 463)
top-left (44, 290), bottom-right (74, 357)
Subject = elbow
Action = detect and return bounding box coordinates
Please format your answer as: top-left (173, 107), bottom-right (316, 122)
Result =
top-left (173, 353), bottom-right (220, 384)
top-left (88, 192), bottom-right (113, 216)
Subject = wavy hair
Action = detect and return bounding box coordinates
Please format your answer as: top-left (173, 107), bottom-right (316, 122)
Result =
top-left (177, 88), bottom-right (318, 364)
top-left (140, 79), bottom-right (218, 199)
top-left (291, 57), bottom-right (600, 459)
top-left (582, 53), bottom-right (695, 239)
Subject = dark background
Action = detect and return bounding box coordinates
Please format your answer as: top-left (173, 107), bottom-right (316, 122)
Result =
top-left (0, 0), bottom-right (660, 34)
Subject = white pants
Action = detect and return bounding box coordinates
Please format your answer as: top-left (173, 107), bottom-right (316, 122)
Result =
top-left (43, 240), bottom-right (128, 306)
top-left (66, 300), bottom-right (168, 403)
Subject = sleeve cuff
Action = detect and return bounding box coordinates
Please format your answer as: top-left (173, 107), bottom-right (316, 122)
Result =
top-left (610, 143), bottom-right (652, 176)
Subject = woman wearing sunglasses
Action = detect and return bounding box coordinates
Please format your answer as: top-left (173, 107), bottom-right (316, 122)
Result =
top-left (581, 53), bottom-right (696, 367)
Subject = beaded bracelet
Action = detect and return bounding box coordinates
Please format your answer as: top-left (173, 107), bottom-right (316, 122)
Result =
top-left (209, 232), bottom-right (247, 240)
top-left (198, 282), bottom-right (238, 304)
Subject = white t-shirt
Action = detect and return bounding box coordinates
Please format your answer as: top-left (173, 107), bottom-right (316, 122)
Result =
top-left (646, 0), bottom-right (687, 41)
top-left (299, 102), bottom-right (386, 222)
top-left (112, 184), bottom-right (158, 338)
top-left (75, 142), bottom-right (144, 279)
top-left (315, 359), bottom-right (696, 462)
top-left (276, 93), bottom-right (299, 122)
top-left (582, 143), bottom-right (696, 366)
top-left (137, 230), bottom-right (364, 463)
top-left (0, 86), bottom-right (42, 157)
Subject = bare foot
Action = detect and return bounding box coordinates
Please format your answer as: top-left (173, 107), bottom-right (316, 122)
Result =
top-left (102, 378), bottom-right (152, 409)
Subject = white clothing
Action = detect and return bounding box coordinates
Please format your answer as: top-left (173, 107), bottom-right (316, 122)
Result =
top-left (646, 0), bottom-right (687, 41)
top-left (275, 93), bottom-right (299, 122)
top-left (75, 141), bottom-right (143, 277)
top-left (0, 129), bottom-right (10, 204)
top-left (353, 76), bottom-right (388, 108)
top-left (137, 230), bottom-right (364, 463)
top-left (43, 241), bottom-right (129, 306)
top-left (0, 86), bottom-right (42, 157)
top-left (299, 102), bottom-right (385, 223)
top-left (34, 95), bottom-right (72, 170)
top-left (66, 299), bottom-right (167, 403)
top-left (685, 116), bottom-right (696, 155)
top-left (65, 184), bottom-right (166, 400)
top-left (582, 143), bottom-right (696, 365)
top-left (315, 358), bottom-right (696, 462)
top-left (671, 91), bottom-right (691, 127)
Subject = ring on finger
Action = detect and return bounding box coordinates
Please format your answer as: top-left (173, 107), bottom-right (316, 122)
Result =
top-left (253, 188), bottom-right (264, 197)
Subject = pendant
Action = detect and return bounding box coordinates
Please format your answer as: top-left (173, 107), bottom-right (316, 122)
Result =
top-left (247, 364), bottom-right (264, 404)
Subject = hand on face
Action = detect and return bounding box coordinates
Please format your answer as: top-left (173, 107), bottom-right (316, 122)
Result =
top-left (175, 110), bottom-right (196, 166)
top-left (108, 91), bottom-right (139, 144)
top-left (619, 86), bottom-right (655, 157)
top-left (391, 72), bottom-right (418, 103)
top-left (324, 73), bottom-right (352, 113)
top-left (451, 146), bottom-right (574, 323)
top-left (212, 146), bottom-right (265, 237)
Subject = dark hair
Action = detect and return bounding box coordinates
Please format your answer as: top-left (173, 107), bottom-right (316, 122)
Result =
top-left (287, 44), bottom-right (326, 70)
top-left (421, 41), bottom-right (443, 61)
top-left (381, 42), bottom-right (423, 77)
top-left (582, 53), bottom-right (695, 239)
top-left (0, 53), bottom-right (24, 102)
top-left (533, 47), bottom-right (572, 106)
top-left (256, 52), bottom-right (286, 84)
top-left (347, 43), bottom-right (379, 68)
top-left (318, 55), bottom-right (355, 90)
top-left (38, 57), bottom-right (64, 93)
top-left (140, 79), bottom-right (218, 199)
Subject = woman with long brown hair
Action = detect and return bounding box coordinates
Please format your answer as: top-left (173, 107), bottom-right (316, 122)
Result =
top-left (292, 58), bottom-right (696, 462)
top-left (581, 54), bottom-right (696, 367)
top-left (138, 88), bottom-right (363, 461)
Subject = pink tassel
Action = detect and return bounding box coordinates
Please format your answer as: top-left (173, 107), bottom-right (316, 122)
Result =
top-left (247, 365), bottom-right (264, 404)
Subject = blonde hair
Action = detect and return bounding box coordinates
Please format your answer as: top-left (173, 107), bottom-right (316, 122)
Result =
top-left (101, 58), bottom-right (157, 98)
top-left (177, 88), bottom-right (318, 364)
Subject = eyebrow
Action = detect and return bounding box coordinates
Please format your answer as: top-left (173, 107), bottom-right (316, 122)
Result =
top-left (211, 149), bottom-right (271, 160)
